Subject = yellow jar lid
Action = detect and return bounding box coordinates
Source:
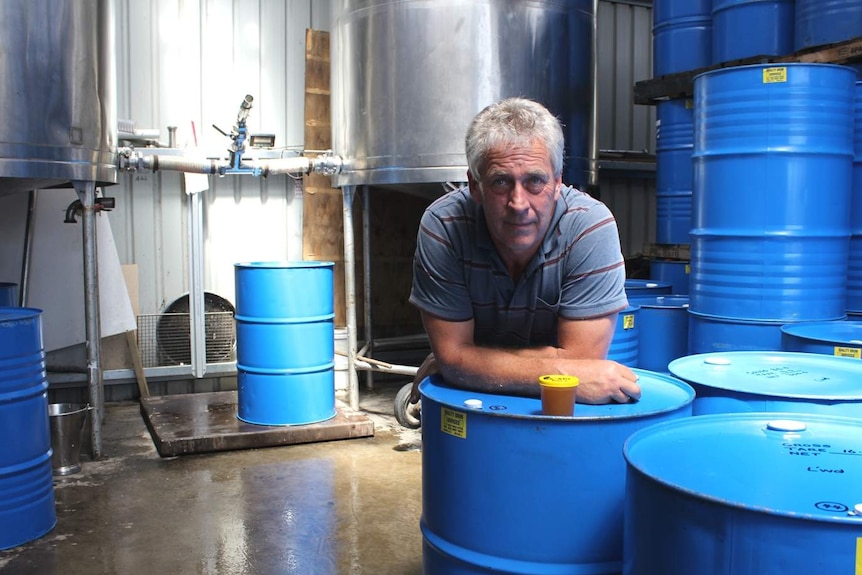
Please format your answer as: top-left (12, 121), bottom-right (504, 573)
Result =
top-left (538, 375), bottom-right (580, 388)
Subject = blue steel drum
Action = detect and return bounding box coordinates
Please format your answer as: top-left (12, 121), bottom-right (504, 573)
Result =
top-left (688, 312), bottom-right (786, 353)
top-left (781, 320), bottom-right (862, 359)
top-left (711, 0), bottom-right (795, 63)
top-left (655, 98), bottom-right (694, 245)
top-left (652, 0), bottom-right (712, 77)
top-left (0, 308), bottom-right (55, 550)
top-left (849, 82), bottom-right (862, 312)
top-left (627, 295), bottom-right (689, 372)
top-left (649, 260), bottom-right (689, 294)
top-left (420, 371), bottom-right (695, 575)
top-left (794, 0), bottom-right (862, 51)
top-left (234, 261), bottom-right (336, 426)
top-left (0, 284), bottom-right (17, 307)
top-left (624, 279), bottom-right (672, 296)
top-left (690, 64), bottom-right (856, 352)
top-left (669, 351), bottom-right (862, 416)
top-left (608, 305), bottom-right (638, 367)
top-left (623, 412), bottom-right (862, 575)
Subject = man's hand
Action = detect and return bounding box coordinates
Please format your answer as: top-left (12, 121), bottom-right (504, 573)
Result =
top-left (408, 353), bottom-right (438, 404)
top-left (567, 359), bottom-right (641, 404)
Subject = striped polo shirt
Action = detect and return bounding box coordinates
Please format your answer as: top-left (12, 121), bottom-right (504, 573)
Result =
top-left (409, 185), bottom-right (627, 348)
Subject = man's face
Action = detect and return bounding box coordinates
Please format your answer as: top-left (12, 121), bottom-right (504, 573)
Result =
top-left (468, 140), bottom-right (562, 270)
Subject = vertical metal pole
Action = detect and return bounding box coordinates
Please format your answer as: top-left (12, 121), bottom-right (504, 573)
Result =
top-left (73, 180), bottom-right (103, 459)
top-left (588, 0), bottom-right (600, 194)
top-left (361, 186), bottom-right (374, 391)
top-left (341, 185), bottom-right (360, 410)
top-left (187, 188), bottom-right (206, 379)
top-left (19, 190), bottom-right (37, 307)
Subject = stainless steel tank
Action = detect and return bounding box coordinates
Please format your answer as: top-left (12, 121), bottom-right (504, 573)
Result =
top-left (331, 0), bottom-right (593, 189)
top-left (0, 0), bottom-right (117, 195)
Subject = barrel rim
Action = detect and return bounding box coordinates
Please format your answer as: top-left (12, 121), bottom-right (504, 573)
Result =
top-left (780, 320), bottom-right (862, 345)
top-left (0, 307), bottom-right (43, 321)
top-left (693, 61), bottom-right (857, 84)
top-left (419, 369), bottom-right (694, 421)
top-left (234, 261), bottom-right (335, 269)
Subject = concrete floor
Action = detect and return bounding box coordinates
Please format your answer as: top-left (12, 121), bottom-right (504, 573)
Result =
top-left (0, 380), bottom-right (424, 575)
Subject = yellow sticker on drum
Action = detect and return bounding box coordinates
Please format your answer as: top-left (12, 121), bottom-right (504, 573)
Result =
top-left (623, 314), bottom-right (635, 330)
top-left (441, 407), bottom-right (467, 439)
top-left (763, 67), bottom-right (787, 83)
top-left (834, 346), bottom-right (861, 359)
top-left (856, 537), bottom-right (862, 575)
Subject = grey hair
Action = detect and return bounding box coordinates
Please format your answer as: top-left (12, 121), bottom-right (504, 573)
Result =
top-left (465, 97), bottom-right (565, 180)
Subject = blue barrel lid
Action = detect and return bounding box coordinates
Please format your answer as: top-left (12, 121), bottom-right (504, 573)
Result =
top-left (668, 351), bottom-right (862, 400)
top-left (624, 279), bottom-right (673, 293)
top-left (780, 320), bottom-right (862, 346)
top-left (235, 260), bottom-right (334, 269)
top-left (626, 295), bottom-right (690, 308)
top-left (624, 412), bottom-right (862, 523)
top-left (419, 369), bottom-right (694, 420)
top-left (0, 307), bottom-right (42, 322)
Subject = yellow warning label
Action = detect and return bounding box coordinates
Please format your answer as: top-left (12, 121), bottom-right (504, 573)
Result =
top-left (856, 537), bottom-right (862, 575)
top-left (441, 407), bottom-right (467, 439)
top-left (835, 346), bottom-right (862, 359)
top-left (763, 67), bottom-right (787, 84)
top-left (685, 99), bottom-right (693, 109)
top-left (685, 264), bottom-right (691, 274)
top-left (623, 314), bottom-right (635, 330)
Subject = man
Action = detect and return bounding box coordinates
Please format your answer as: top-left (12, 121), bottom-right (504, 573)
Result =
top-left (408, 98), bottom-right (640, 404)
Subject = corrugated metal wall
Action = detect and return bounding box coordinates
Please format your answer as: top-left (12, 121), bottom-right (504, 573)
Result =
top-left (111, 0), bottom-right (332, 317)
top-left (596, 0), bottom-right (656, 259)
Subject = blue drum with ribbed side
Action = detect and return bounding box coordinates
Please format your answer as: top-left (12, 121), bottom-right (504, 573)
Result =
top-left (711, 0), bottom-right (795, 63)
top-left (849, 82), bottom-right (862, 312)
top-left (627, 296), bottom-right (689, 372)
top-left (655, 98), bottom-right (694, 245)
top-left (420, 371), bottom-right (694, 575)
top-left (650, 260), bottom-right (689, 294)
top-left (234, 261), bottom-right (336, 426)
top-left (652, 0), bottom-right (712, 77)
top-left (0, 284), bottom-right (17, 307)
top-left (794, 0), bottom-right (862, 51)
top-left (0, 308), bottom-right (55, 550)
top-left (781, 320), bottom-right (862, 359)
top-left (624, 412), bottom-right (862, 575)
top-left (608, 306), bottom-right (638, 367)
top-left (690, 64), bottom-right (856, 353)
top-left (669, 351), bottom-right (862, 416)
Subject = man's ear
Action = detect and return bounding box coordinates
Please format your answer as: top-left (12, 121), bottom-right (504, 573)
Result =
top-left (467, 171), bottom-right (482, 205)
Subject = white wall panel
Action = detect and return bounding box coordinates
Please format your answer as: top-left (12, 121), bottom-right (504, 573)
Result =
top-left (111, 0), bottom-right (330, 315)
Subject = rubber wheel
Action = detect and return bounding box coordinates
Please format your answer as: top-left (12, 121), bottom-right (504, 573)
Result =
top-left (394, 382), bottom-right (421, 429)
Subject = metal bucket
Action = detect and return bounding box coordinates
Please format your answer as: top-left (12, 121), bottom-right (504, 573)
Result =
top-left (794, 0), bottom-right (862, 51)
top-left (655, 98), bottom-right (694, 245)
top-left (652, 0), bottom-right (711, 77)
top-left (608, 305), bottom-right (638, 367)
top-left (669, 350), bottom-right (862, 416)
top-left (780, 320), bottom-right (862, 358)
top-left (0, 284), bottom-right (18, 307)
top-left (711, 0), bottom-right (795, 64)
top-left (649, 260), bottom-right (689, 295)
top-left (0, 308), bottom-right (55, 550)
top-left (331, 0), bottom-right (593, 188)
top-left (849, 81), bottom-right (862, 312)
top-left (690, 64), bottom-right (856, 351)
top-left (623, 412), bottom-right (862, 575)
top-left (48, 403), bottom-right (90, 476)
top-left (624, 279), bottom-right (672, 297)
top-left (627, 295), bottom-right (689, 372)
top-left (234, 261), bottom-right (336, 426)
top-left (420, 370), bottom-right (694, 575)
